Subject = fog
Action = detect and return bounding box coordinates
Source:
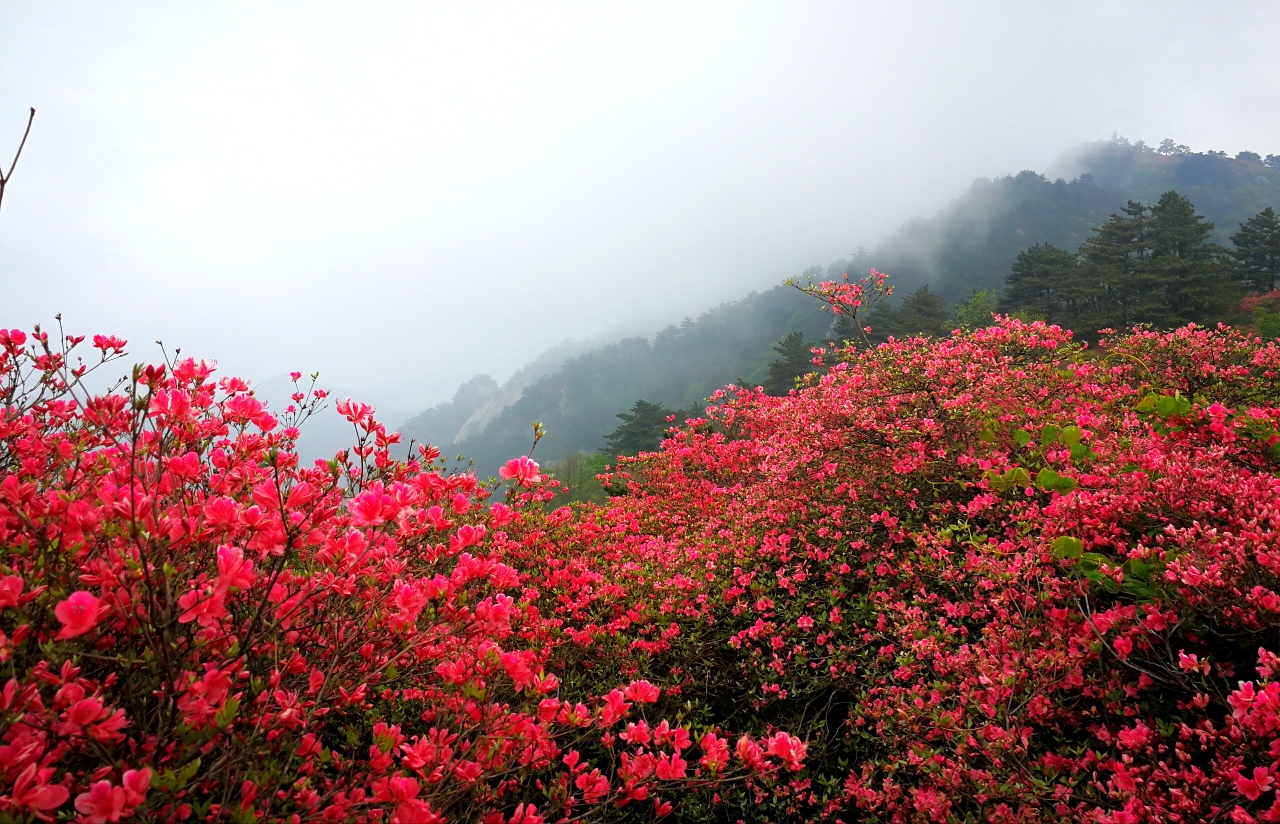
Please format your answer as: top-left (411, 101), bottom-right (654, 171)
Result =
top-left (2, 1), bottom-right (1277, 413)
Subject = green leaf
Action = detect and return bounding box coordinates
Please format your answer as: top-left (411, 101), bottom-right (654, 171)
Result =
top-left (984, 469), bottom-right (1011, 492)
top-left (1077, 552), bottom-right (1109, 572)
top-left (1069, 443), bottom-right (1089, 462)
top-left (1060, 426), bottom-right (1082, 447)
top-left (1122, 558), bottom-right (1151, 581)
top-left (1015, 430), bottom-right (1033, 448)
top-left (1040, 425), bottom-right (1060, 448)
top-left (1155, 395), bottom-right (1178, 416)
top-left (978, 429), bottom-right (996, 444)
top-left (1051, 536), bottom-right (1083, 559)
top-left (1054, 475), bottom-right (1077, 493)
top-left (178, 759), bottom-right (201, 784)
top-left (215, 696), bottom-right (240, 730)
top-left (1035, 467), bottom-right (1059, 490)
top-left (152, 758), bottom-right (202, 792)
top-left (1007, 467), bottom-right (1030, 487)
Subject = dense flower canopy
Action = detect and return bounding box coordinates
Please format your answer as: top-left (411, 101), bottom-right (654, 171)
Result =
top-left (0, 327), bottom-right (793, 823)
top-left (5, 283), bottom-right (1280, 822)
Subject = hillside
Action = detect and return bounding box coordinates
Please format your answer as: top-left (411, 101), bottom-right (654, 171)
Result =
top-left (402, 140), bottom-right (1280, 475)
top-left (873, 140), bottom-right (1280, 303)
top-left (403, 283), bottom-right (838, 474)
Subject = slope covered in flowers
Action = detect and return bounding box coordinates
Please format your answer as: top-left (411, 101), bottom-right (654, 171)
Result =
top-left (510, 310), bottom-right (1280, 822)
top-left (0, 329), bottom-right (797, 823)
top-left (6, 299), bottom-right (1280, 823)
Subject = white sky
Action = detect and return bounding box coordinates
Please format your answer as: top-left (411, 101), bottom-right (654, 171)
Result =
top-left (2, 1), bottom-right (1278, 410)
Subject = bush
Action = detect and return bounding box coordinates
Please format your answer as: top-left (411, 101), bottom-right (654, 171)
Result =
top-left (0, 328), bottom-right (797, 823)
top-left (11, 264), bottom-right (1280, 821)
top-left (503, 277), bottom-right (1280, 821)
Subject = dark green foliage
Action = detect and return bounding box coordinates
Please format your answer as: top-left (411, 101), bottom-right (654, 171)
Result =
top-left (869, 141), bottom-right (1279, 305)
top-left (763, 332), bottom-right (817, 396)
top-left (1075, 200), bottom-right (1160, 331)
top-left (829, 311), bottom-right (862, 344)
top-left (865, 285), bottom-right (952, 342)
top-left (1147, 191), bottom-right (1238, 324)
top-left (1232, 207), bottom-right (1280, 294)
top-left (1003, 192), bottom-right (1243, 338)
top-left (1002, 244), bottom-right (1081, 322)
top-left (603, 399), bottom-right (673, 456)
top-left (953, 289), bottom-right (999, 328)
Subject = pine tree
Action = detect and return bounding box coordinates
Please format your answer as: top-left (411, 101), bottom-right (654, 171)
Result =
top-left (1146, 191), bottom-right (1237, 324)
top-left (830, 311), bottom-right (863, 345)
top-left (899, 285), bottom-right (952, 337)
top-left (1002, 244), bottom-right (1080, 322)
top-left (603, 399), bottom-right (672, 456)
top-left (867, 285), bottom-right (952, 342)
top-left (763, 332), bottom-right (817, 396)
top-left (1077, 200), bottom-right (1157, 331)
top-left (1231, 207), bottom-right (1280, 294)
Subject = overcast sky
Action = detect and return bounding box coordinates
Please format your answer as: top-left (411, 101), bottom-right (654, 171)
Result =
top-left (2, 2), bottom-right (1277, 412)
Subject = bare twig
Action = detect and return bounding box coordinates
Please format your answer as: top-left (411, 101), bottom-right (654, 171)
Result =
top-left (0, 107), bottom-right (36, 215)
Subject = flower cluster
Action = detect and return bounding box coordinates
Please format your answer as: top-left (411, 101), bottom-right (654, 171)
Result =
top-left (0, 326), bottom-right (795, 822)
top-left (507, 316), bottom-right (1280, 822)
top-left (12, 297), bottom-right (1280, 822)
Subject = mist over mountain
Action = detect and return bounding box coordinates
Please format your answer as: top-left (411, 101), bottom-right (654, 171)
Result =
top-left (402, 284), bottom-right (836, 474)
top-left (874, 139), bottom-right (1280, 303)
top-left (401, 139), bottom-right (1280, 476)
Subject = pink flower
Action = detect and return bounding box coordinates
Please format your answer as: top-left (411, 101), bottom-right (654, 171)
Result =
top-left (654, 752), bottom-right (687, 780)
top-left (623, 679), bottom-right (660, 704)
top-left (1236, 766), bottom-right (1274, 801)
top-left (75, 779), bottom-right (136, 824)
top-left (699, 733), bottom-right (730, 774)
top-left (765, 732), bottom-right (807, 771)
top-left (54, 591), bottom-right (100, 639)
top-left (9, 764), bottom-right (69, 815)
top-left (1116, 722), bottom-right (1152, 750)
top-left (0, 575), bottom-right (24, 609)
top-left (1112, 764), bottom-right (1137, 793)
top-left (58, 696), bottom-right (109, 735)
top-left (735, 736), bottom-right (765, 770)
top-left (600, 689), bottom-right (631, 725)
top-left (390, 800), bottom-right (443, 824)
top-left (1229, 681), bottom-right (1258, 718)
top-left (508, 804), bottom-right (544, 824)
top-left (489, 502), bottom-right (516, 526)
top-left (499, 456), bottom-right (541, 486)
top-left (91, 334), bottom-right (125, 353)
top-left (215, 545), bottom-right (255, 593)
top-left (574, 769), bottom-right (609, 803)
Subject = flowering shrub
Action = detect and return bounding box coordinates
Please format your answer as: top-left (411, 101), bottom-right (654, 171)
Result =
top-left (12, 277), bottom-right (1280, 823)
top-left (0, 326), bottom-right (795, 822)
top-left (504, 307), bottom-right (1280, 822)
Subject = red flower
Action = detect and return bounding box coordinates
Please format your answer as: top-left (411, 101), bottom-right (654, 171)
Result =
top-left (623, 679), bottom-right (660, 704)
top-left (53, 591), bottom-right (100, 639)
top-left (765, 732), bottom-right (807, 771)
top-left (499, 456), bottom-right (541, 486)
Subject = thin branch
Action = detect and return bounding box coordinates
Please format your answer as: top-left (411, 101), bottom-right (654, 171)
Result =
top-left (0, 107), bottom-right (36, 215)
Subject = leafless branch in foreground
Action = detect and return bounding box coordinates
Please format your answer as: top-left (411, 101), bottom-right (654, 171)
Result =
top-left (0, 107), bottom-right (37, 216)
